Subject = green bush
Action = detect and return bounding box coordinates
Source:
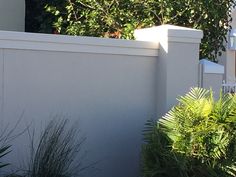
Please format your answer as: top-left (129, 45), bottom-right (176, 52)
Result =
top-left (0, 120), bottom-right (23, 170)
top-left (25, 0), bottom-right (236, 61)
top-left (0, 145), bottom-right (11, 169)
top-left (4, 118), bottom-right (91, 177)
top-left (6, 117), bottom-right (87, 177)
top-left (25, 118), bottom-right (86, 177)
top-left (142, 87), bottom-right (236, 177)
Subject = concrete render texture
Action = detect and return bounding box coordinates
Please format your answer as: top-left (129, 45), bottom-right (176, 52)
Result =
top-left (0, 0), bottom-right (25, 32)
top-left (0, 25), bottom-right (203, 177)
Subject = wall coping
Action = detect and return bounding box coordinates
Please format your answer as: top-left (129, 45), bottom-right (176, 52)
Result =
top-left (134, 24), bottom-right (203, 44)
top-left (0, 30), bottom-right (159, 56)
top-left (200, 59), bottom-right (224, 74)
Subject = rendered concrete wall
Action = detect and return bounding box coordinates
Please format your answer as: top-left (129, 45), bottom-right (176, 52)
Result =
top-left (0, 31), bottom-right (158, 177)
top-left (202, 73), bottom-right (223, 96)
top-left (218, 9), bottom-right (236, 82)
top-left (199, 59), bottom-right (224, 97)
top-left (0, 0), bottom-right (25, 31)
top-left (0, 25), bottom-right (203, 177)
top-left (218, 46), bottom-right (235, 82)
top-left (135, 25), bottom-right (203, 117)
top-left (2, 50), bottom-right (158, 177)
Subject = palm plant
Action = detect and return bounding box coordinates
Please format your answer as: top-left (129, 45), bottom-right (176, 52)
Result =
top-left (142, 87), bottom-right (236, 177)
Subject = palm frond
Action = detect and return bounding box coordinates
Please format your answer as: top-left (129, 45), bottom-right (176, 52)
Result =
top-left (142, 87), bottom-right (236, 177)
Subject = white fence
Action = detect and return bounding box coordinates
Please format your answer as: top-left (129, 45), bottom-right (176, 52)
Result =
top-left (222, 81), bottom-right (236, 93)
top-left (0, 25), bottom-right (202, 177)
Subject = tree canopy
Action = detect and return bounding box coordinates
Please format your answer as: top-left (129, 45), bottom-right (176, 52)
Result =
top-left (26, 0), bottom-right (236, 61)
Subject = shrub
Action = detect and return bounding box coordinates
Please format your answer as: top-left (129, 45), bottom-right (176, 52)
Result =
top-left (25, 0), bottom-right (236, 61)
top-left (142, 87), bottom-right (236, 177)
top-left (25, 118), bottom-right (86, 177)
top-left (0, 118), bottom-right (23, 170)
top-left (0, 145), bottom-right (11, 169)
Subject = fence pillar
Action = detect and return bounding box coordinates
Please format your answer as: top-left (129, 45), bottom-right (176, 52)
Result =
top-left (135, 25), bottom-right (203, 117)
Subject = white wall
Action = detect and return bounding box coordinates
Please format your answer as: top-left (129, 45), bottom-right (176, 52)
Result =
top-left (0, 0), bottom-right (25, 31)
top-left (199, 59), bottom-right (224, 97)
top-left (0, 31), bottom-right (158, 177)
top-left (2, 50), bottom-right (158, 177)
top-left (0, 26), bottom-right (202, 177)
top-left (135, 25), bottom-right (203, 117)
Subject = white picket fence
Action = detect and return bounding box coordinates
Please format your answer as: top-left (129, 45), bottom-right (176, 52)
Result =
top-left (222, 81), bottom-right (236, 93)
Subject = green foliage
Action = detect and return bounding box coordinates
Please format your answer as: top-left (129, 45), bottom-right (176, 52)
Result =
top-left (24, 118), bottom-right (86, 177)
top-left (0, 145), bottom-right (11, 169)
top-left (0, 121), bottom-right (22, 170)
top-left (0, 118), bottom-right (26, 171)
top-left (26, 0), bottom-right (236, 61)
top-left (142, 87), bottom-right (236, 177)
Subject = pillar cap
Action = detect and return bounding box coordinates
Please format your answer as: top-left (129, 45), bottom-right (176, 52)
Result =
top-left (134, 24), bottom-right (203, 44)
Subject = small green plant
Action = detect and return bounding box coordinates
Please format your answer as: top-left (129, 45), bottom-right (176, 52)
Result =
top-left (25, 118), bottom-right (86, 177)
top-left (0, 118), bottom-right (24, 170)
top-left (142, 87), bottom-right (236, 177)
top-left (0, 145), bottom-right (11, 169)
